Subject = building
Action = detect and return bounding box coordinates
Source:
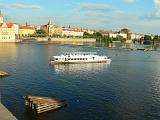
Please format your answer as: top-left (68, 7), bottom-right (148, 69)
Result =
top-left (83, 29), bottom-right (95, 34)
top-left (110, 32), bottom-right (127, 39)
top-left (128, 33), bottom-right (144, 40)
top-left (19, 25), bottom-right (35, 37)
top-left (62, 27), bottom-right (84, 37)
top-left (101, 32), bottom-right (127, 39)
top-left (0, 11), bottom-right (19, 42)
top-left (41, 21), bottom-right (62, 37)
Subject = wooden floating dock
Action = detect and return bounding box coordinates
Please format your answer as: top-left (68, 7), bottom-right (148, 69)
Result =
top-left (24, 96), bottom-right (65, 114)
top-left (0, 71), bottom-right (9, 78)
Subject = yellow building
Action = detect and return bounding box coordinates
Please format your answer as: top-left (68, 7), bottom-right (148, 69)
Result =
top-left (19, 26), bottom-right (35, 37)
top-left (0, 13), bottom-right (19, 42)
top-left (128, 33), bottom-right (144, 40)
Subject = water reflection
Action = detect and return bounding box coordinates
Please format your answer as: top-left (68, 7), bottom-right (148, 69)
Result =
top-left (51, 63), bottom-right (110, 74)
top-left (24, 109), bottom-right (61, 120)
top-left (49, 41), bottom-right (95, 46)
top-left (0, 43), bottom-right (17, 59)
top-left (0, 43), bottom-right (18, 71)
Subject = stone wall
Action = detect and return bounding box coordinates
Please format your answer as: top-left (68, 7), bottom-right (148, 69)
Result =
top-left (36, 37), bottom-right (96, 42)
top-left (0, 39), bottom-right (21, 42)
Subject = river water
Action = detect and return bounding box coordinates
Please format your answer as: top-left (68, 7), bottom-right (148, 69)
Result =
top-left (0, 43), bottom-right (160, 120)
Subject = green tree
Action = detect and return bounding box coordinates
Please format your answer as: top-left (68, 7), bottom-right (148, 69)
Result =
top-left (153, 35), bottom-right (160, 41)
top-left (35, 29), bottom-right (46, 34)
top-left (144, 35), bottom-right (152, 41)
top-left (95, 32), bottom-right (103, 37)
top-left (31, 29), bottom-right (47, 37)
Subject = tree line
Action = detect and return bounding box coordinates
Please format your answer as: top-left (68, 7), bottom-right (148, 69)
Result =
top-left (83, 32), bottom-right (126, 43)
top-left (29, 29), bottom-right (160, 45)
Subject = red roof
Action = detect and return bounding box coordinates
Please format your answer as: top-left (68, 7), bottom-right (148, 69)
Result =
top-left (0, 22), bottom-right (15, 28)
top-left (7, 23), bottom-right (14, 28)
top-left (20, 26), bottom-right (35, 30)
top-left (0, 23), bottom-right (3, 28)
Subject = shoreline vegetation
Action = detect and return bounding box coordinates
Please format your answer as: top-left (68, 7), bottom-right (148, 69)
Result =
top-left (19, 36), bottom-right (160, 46)
top-left (17, 37), bottom-right (160, 51)
top-left (18, 29), bottom-right (160, 46)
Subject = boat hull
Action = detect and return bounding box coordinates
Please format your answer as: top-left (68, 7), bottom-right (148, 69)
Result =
top-left (50, 59), bottom-right (111, 64)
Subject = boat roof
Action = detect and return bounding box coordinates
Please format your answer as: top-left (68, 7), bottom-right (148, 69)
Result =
top-left (63, 52), bottom-right (97, 55)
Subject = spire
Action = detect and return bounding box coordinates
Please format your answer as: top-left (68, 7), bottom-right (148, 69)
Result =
top-left (0, 9), bottom-right (3, 23)
top-left (48, 20), bottom-right (52, 25)
top-left (26, 22), bottom-right (28, 26)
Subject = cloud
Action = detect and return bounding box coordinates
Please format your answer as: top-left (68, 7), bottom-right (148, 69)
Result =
top-left (78, 3), bottom-right (115, 17)
top-left (154, 0), bottom-right (160, 16)
top-left (0, 3), bottom-right (41, 11)
top-left (11, 3), bottom-right (41, 10)
top-left (0, 3), bottom-right (8, 9)
top-left (80, 3), bottom-right (113, 12)
top-left (123, 0), bottom-right (137, 3)
top-left (144, 0), bottom-right (160, 19)
top-left (78, 3), bottom-right (127, 19)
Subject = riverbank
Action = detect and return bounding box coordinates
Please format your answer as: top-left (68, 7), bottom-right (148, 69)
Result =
top-left (0, 103), bottom-right (17, 120)
top-left (21, 37), bottom-right (96, 42)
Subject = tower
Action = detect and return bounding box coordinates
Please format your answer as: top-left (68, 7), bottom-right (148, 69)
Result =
top-left (0, 9), bottom-right (4, 23)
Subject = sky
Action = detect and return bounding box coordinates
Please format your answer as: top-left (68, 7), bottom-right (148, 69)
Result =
top-left (0, 0), bottom-right (160, 34)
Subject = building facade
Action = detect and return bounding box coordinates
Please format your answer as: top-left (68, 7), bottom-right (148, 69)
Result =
top-left (19, 26), bottom-right (35, 37)
top-left (62, 27), bottom-right (84, 37)
top-left (41, 21), bottom-right (62, 37)
top-left (128, 33), bottom-right (144, 40)
top-left (0, 13), bottom-right (19, 42)
top-left (101, 32), bottom-right (127, 39)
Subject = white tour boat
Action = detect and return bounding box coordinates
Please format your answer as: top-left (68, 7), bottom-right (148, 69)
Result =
top-left (50, 52), bottom-right (111, 64)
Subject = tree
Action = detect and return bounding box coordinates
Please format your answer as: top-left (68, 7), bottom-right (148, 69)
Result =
top-left (144, 35), bottom-right (152, 41)
top-left (153, 35), bottom-right (160, 41)
top-left (143, 35), bottom-right (152, 45)
top-left (116, 35), bottom-right (126, 43)
top-left (31, 29), bottom-right (47, 37)
top-left (35, 29), bottom-right (46, 34)
top-left (95, 32), bottom-right (103, 37)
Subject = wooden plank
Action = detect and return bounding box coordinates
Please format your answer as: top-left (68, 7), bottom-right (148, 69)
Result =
top-left (24, 96), bottom-right (65, 114)
top-left (0, 71), bottom-right (9, 78)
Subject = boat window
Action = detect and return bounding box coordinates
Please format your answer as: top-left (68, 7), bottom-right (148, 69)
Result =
top-left (68, 59), bottom-right (70, 60)
top-left (56, 58), bottom-right (58, 60)
top-left (74, 58), bottom-right (76, 60)
top-left (71, 58), bottom-right (73, 60)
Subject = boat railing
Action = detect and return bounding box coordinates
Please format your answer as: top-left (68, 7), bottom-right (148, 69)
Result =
top-left (63, 52), bottom-right (97, 56)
